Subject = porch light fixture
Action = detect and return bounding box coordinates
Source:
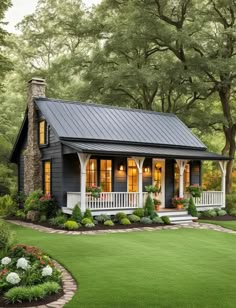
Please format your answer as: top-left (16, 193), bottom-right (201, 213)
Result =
top-left (144, 167), bottom-right (150, 173)
top-left (119, 163), bottom-right (124, 171)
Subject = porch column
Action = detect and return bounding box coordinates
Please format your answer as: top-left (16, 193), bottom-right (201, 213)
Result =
top-left (133, 157), bottom-right (145, 207)
top-left (176, 159), bottom-right (188, 198)
top-left (77, 153), bottom-right (91, 213)
top-left (219, 161), bottom-right (227, 208)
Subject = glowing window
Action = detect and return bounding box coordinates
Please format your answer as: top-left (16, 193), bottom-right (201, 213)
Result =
top-left (128, 159), bottom-right (138, 192)
top-left (39, 120), bottom-right (47, 145)
top-left (100, 160), bottom-right (112, 192)
top-left (43, 161), bottom-right (51, 194)
top-left (86, 159), bottom-right (97, 187)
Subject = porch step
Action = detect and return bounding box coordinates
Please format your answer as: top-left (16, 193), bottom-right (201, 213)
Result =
top-left (158, 210), bottom-right (188, 217)
top-left (158, 210), bottom-right (197, 224)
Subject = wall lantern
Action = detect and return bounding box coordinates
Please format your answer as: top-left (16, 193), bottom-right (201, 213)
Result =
top-left (119, 163), bottom-right (124, 171)
top-left (144, 167), bottom-right (150, 173)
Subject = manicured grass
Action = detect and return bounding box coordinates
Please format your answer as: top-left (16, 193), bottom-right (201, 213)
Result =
top-left (6, 223), bottom-right (236, 308)
top-left (200, 219), bottom-right (236, 231)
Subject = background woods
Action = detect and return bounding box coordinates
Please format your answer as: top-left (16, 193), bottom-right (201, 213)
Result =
top-left (1, 0), bottom-right (236, 194)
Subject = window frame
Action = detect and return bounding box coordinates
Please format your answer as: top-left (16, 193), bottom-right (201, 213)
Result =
top-left (38, 119), bottom-right (48, 147)
top-left (42, 160), bottom-right (52, 195)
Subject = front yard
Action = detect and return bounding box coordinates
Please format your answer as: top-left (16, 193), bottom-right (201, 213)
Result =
top-left (7, 223), bottom-right (236, 308)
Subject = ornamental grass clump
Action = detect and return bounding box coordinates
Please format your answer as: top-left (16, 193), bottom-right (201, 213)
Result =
top-left (152, 217), bottom-right (164, 224)
top-left (140, 217), bottom-right (152, 224)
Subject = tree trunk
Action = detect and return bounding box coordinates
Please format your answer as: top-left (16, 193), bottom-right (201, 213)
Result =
top-left (218, 84), bottom-right (235, 193)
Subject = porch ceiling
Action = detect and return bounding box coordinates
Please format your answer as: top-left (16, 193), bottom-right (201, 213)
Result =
top-left (62, 141), bottom-right (230, 161)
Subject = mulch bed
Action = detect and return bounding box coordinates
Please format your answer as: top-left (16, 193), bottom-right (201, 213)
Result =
top-left (7, 217), bottom-right (163, 231)
top-left (200, 215), bottom-right (236, 221)
top-left (0, 289), bottom-right (64, 307)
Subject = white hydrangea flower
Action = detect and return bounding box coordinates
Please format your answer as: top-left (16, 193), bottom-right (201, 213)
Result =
top-left (6, 272), bottom-right (21, 285)
top-left (1, 257), bottom-right (11, 265)
top-left (16, 257), bottom-right (29, 270)
top-left (42, 265), bottom-right (53, 277)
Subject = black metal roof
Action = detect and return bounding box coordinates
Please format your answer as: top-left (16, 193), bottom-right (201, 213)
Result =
top-left (62, 141), bottom-right (229, 160)
top-left (35, 98), bottom-right (206, 149)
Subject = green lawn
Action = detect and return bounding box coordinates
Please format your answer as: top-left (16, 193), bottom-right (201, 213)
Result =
top-left (6, 223), bottom-right (236, 308)
top-left (200, 219), bottom-right (236, 231)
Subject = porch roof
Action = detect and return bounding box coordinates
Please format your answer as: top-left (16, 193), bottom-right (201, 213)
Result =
top-left (62, 141), bottom-right (230, 161)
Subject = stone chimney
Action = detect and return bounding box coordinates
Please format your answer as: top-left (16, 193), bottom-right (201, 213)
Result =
top-left (24, 78), bottom-right (46, 195)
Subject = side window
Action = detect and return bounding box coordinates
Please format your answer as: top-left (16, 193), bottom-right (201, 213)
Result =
top-left (39, 119), bottom-right (48, 145)
top-left (43, 160), bottom-right (51, 194)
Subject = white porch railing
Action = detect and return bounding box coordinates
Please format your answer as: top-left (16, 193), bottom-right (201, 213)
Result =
top-left (67, 192), bottom-right (141, 210)
top-left (184, 191), bottom-right (224, 208)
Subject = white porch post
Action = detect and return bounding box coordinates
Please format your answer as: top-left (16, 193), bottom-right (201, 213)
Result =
top-left (133, 157), bottom-right (145, 207)
top-left (219, 161), bottom-right (227, 208)
top-left (77, 153), bottom-right (91, 213)
top-left (176, 160), bottom-right (188, 198)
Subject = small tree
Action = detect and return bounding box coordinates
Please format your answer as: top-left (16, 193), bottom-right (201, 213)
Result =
top-left (188, 197), bottom-right (198, 217)
top-left (71, 203), bottom-right (82, 222)
top-left (144, 195), bottom-right (155, 217)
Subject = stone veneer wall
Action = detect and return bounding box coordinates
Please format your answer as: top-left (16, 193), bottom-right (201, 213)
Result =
top-left (24, 78), bottom-right (46, 195)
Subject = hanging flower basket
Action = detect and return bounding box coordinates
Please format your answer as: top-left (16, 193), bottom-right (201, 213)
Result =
top-left (86, 186), bottom-right (102, 198)
top-left (186, 184), bottom-right (202, 198)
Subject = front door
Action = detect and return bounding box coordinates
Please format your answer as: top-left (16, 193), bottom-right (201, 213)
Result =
top-left (153, 159), bottom-right (165, 208)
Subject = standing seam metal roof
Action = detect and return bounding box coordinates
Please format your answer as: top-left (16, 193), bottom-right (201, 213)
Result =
top-left (35, 98), bottom-right (206, 149)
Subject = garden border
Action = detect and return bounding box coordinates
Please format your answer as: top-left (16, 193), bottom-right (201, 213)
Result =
top-left (6, 219), bottom-right (236, 235)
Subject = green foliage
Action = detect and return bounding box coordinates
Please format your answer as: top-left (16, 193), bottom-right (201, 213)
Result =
top-left (104, 220), bottom-right (114, 226)
top-left (229, 209), bottom-right (236, 216)
top-left (144, 195), bottom-right (155, 217)
top-left (161, 216), bottom-right (171, 225)
top-left (188, 197), bottom-right (198, 217)
top-left (140, 217), bottom-right (152, 224)
top-left (24, 190), bottom-right (43, 213)
top-left (81, 217), bottom-right (93, 225)
top-left (226, 194), bottom-right (236, 213)
top-left (4, 281), bottom-right (61, 304)
top-left (39, 214), bottom-right (47, 223)
top-left (95, 214), bottom-right (111, 223)
top-left (64, 220), bottom-right (80, 230)
top-left (202, 210), bottom-right (217, 218)
top-left (49, 215), bottom-right (67, 226)
top-left (116, 212), bottom-right (127, 221)
top-left (85, 223), bottom-right (95, 228)
top-left (0, 219), bottom-right (15, 253)
top-left (71, 204), bottom-right (82, 222)
top-left (15, 210), bottom-right (26, 219)
top-left (120, 218), bottom-right (131, 225)
top-left (83, 209), bottom-right (93, 220)
top-left (0, 195), bottom-right (16, 217)
top-left (128, 214), bottom-right (140, 223)
top-left (152, 217), bottom-right (164, 224)
top-left (217, 209), bottom-right (227, 216)
top-left (133, 208), bottom-right (144, 218)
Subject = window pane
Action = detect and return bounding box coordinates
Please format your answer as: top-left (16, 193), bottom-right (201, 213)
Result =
top-left (44, 161), bottom-right (51, 194)
top-left (39, 120), bottom-right (46, 145)
top-left (100, 160), bottom-right (112, 192)
top-left (128, 159), bottom-right (138, 192)
top-left (86, 159), bottom-right (97, 188)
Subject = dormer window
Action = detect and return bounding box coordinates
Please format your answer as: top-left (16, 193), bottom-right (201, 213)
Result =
top-left (39, 119), bottom-right (48, 145)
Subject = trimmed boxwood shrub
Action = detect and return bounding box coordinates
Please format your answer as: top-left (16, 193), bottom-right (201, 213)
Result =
top-left (152, 216), bottom-right (164, 224)
top-left (217, 209), bottom-right (227, 216)
top-left (4, 281), bottom-right (61, 304)
top-left (64, 220), bottom-right (80, 230)
top-left (104, 220), bottom-right (114, 226)
top-left (128, 214), bottom-right (140, 223)
top-left (161, 216), bottom-right (171, 225)
top-left (140, 217), bottom-right (152, 224)
top-left (120, 218), bottom-right (131, 225)
top-left (116, 212), bottom-right (127, 221)
top-left (71, 204), bottom-right (82, 222)
top-left (203, 209), bottom-right (217, 218)
top-left (188, 197), bottom-right (198, 217)
top-left (81, 217), bottom-right (93, 225)
top-left (133, 208), bottom-right (144, 218)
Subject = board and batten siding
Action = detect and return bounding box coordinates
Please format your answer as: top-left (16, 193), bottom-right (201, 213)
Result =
top-left (40, 126), bottom-right (64, 206)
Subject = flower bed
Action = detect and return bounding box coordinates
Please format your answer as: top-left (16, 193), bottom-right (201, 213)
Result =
top-left (0, 244), bottom-right (62, 306)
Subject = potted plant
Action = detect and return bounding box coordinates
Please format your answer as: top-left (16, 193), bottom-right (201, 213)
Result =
top-left (172, 197), bottom-right (187, 210)
top-left (153, 198), bottom-right (161, 211)
top-left (186, 184), bottom-right (202, 198)
top-left (145, 185), bottom-right (161, 196)
top-left (86, 185), bottom-right (102, 198)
